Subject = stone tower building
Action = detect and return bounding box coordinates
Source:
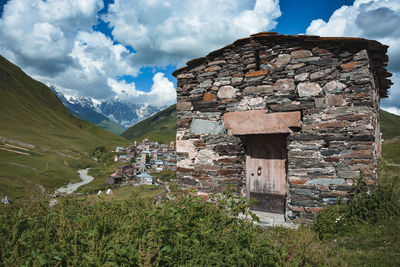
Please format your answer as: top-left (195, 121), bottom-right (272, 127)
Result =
top-left (173, 32), bottom-right (391, 222)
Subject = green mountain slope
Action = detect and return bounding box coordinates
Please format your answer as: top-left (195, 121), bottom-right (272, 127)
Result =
top-left (98, 118), bottom-right (125, 135)
top-left (121, 104), bottom-right (176, 143)
top-left (0, 55), bottom-right (127, 199)
top-left (380, 109), bottom-right (400, 140)
top-left (380, 109), bottom-right (400, 165)
top-left (70, 108), bottom-right (125, 135)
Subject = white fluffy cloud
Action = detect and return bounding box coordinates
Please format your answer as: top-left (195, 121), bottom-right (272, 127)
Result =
top-left (0, 0), bottom-right (281, 105)
top-left (104, 0), bottom-right (281, 66)
top-left (108, 73), bottom-right (176, 107)
top-left (306, 0), bottom-right (400, 109)
top-left (382, 106), bottom-right (400, 116)
top-left (0, 0), bottom-right (138, 99)
top-left (52, 31), bottom-right (138, 99)
top-left (147, 72), bottom-right (177, 106)
top-left (0, 0), bottom-right (103, 75)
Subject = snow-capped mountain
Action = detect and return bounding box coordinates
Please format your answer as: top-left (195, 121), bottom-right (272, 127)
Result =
top-left (98, 100), bottom-right (164, 128)
top-left (50, 86), bottom-right (164, 133)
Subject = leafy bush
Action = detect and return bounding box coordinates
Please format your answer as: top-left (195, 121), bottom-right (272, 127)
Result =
top-left (151, 170), bottom-right (176, 182)
top-left (0, 192), bottom-right (287, 266)
top-left (91, 146), bottom-right (114, 164)
top-left (269, 226), bottom-right (329, 266)
top-left (314, 172), bottom-right (400, 239)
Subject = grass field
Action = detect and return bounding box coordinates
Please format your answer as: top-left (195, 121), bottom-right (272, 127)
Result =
top-left (103, 184), bottom-right (165, 201)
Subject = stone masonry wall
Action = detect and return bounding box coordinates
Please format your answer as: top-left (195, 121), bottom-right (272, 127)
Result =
top-left (175, 37), bottom-right (381, 222)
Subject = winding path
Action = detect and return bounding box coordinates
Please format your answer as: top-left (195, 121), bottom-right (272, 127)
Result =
top-left (50, 168), bottom-right (93, 206)
top-left (56, 168), bottom-right (94, 194)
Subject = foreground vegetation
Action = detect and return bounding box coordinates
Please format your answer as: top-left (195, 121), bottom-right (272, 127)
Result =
top-left (0, 191), bottom-right (291, 266)
top-left (1, 156), bottom-right (399, 266)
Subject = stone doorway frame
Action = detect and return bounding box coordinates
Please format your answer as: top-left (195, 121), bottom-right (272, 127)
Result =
top-left (223, 110), bottom-right (302, 214)
top-left (243, 133), bottom-right (288, 214)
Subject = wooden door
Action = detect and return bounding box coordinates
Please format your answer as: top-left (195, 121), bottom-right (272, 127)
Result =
top-left (245, 134), bottom-right (287, 214)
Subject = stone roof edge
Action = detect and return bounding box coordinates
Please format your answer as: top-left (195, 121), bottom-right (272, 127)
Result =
top-left (172, 32), bottom-right (392, 98)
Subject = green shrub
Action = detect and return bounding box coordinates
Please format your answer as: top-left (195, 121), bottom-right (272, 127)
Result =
top-left (91, 146), bottom-right (114, 164)
top-left (151, 170), bottom-right (176, 182)
top-left (313, 202), bottom-right (348, 239)
top-left (269, 226), bottom-right (329, 266)
top-left (314, 172), bottom-right (400, 239)
top-left (0, 192), bottom-right (286, 266)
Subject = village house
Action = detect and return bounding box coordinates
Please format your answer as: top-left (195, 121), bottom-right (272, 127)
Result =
top-left (107, 140), bottom-right (176, 185)
top-left (114, 154), bottom-right (129, 163)
top-left (165, 158), bottom-right (177, 171)
top-left (126, 144), bottom-right (136, 158)
top-left (106, 173), bottom-right (123, 185)
top-left (152, 159), bottom-right (164, 172)
top-left (137, 173), bottom-right (153, 185)
top-left (116, 164), bottom-right (135, 177)
top-left (114, 146), bottom-right (126, 153)
top-left (173, 32), bottom-right (391, 223)
top-left (106, 164), bottom-right (135, 184)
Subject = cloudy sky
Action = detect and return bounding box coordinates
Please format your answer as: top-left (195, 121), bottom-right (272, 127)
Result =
top-left (0, 0), bottom-right (398, 111)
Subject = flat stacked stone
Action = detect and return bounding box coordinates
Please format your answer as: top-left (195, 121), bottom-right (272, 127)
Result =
top-left (174, 32), bottom-right (390, 223)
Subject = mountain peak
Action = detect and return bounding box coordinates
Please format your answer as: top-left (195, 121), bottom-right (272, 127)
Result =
top-left (53, 89), bottom-right (164, 130)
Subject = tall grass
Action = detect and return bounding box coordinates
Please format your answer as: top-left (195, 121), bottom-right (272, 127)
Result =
top-left (314, 169), bottom-right (400, 240)
top-left (2, 169), bottom-right (399, 266)
top-left (0, 192), bottom-right (288, 266)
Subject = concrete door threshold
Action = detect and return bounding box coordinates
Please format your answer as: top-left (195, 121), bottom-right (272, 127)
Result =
top-left (241, 210), bottom-right (297, 228)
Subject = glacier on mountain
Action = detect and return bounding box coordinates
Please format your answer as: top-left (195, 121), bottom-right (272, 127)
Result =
top-left (50, 86), bottom-right (163, 129)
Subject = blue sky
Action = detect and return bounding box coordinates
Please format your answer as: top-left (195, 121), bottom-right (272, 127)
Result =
top-left (275, 0), bottom-right (355, 34)
top-left (0, 0), bottom-right (399, 112)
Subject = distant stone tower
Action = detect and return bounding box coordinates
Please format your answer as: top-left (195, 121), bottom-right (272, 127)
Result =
top-left (139, 151), bottom-right (147, 172)
top-left (173, 32), bottom-right (391, 223)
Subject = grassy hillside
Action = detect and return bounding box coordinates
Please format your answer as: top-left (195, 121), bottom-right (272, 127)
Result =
top-left (121, 104), bottom-right (176, 143)
top-left (0, 55), bottom-right (128, 200)
top-left (68, 108), bottom-right (125, 135)
top-left (380, 109), bottom-right (400, 140)
top-left (380, 109), bottom-right (400, 165)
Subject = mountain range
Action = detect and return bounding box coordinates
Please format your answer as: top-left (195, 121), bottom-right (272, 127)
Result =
top-left (51, 86), bottom-right (165, 134)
